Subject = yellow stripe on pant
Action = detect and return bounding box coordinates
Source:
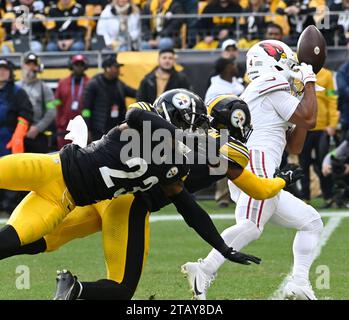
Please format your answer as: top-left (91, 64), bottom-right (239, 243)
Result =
top-left (0, 153), bottom-right (75, 245)
top-left (44, 194), bottom-right (150, 290)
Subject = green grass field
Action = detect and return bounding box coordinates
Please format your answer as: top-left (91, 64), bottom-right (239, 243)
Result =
top-left (0, 200), bottom-right (348, 300)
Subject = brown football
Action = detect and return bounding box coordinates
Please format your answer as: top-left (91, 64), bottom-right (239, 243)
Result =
top-left (297, 25), bottom-right (327, 74)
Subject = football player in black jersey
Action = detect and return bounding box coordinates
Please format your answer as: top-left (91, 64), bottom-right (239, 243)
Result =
top-left (0, 91), bottom-right (266, 298)
top-left (0, 91), bottom-right (301, 300)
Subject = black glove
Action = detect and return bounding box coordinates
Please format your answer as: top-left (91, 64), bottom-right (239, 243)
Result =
top-left (274, 163), bottom-right (304, 187)
top-left (222, 247), bottom-right (261, 265)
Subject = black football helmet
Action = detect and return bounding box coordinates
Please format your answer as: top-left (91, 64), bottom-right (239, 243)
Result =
top-left (154, 89), bottom-right (209, 132)
top-left (207, 94), bottom-right (253, 143)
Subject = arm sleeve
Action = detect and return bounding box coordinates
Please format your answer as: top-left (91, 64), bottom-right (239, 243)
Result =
top-left (125, 108), bottom-right (179, 137)
top-left (15, 89), bottom-right (33, 124)
top-left (96, 10), bottom-right (112, 46)
top-left (169, 188), bottom-right (228, 253)
top-left (330, 140), bottom-right (349, 160)
top-left (232, 169), bottom-right (286, 200)
top-left (136, 79), bottom-right (148, 102)
top-left (267, 91), bottom-right (300, 121)
top-left (124, 83), bottom-right (137, 98)
top-left (82, 79), bottom-right (96, 128)
top-left (36, 84), bottom-right (57, 132)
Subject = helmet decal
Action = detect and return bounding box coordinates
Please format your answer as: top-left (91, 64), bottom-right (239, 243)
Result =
top-left (231, 109), bottom-right (246, 128)
top-left (259, 42), bottom-right (287, 62)
top-left (172, 93), bottom-right (191, 110)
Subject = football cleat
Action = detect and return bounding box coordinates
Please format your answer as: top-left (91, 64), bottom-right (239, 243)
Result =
top-left (53, 269), bottom-right (82, 300)
top-left (181, 259), bottom-right (216, 300)
top-left (283, 279), bottom-right (317, 300)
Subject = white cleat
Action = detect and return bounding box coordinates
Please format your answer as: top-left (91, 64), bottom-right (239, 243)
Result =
top-left (283, 279), bottom-right (317, 300)
top-left (181, 259), bottom-right (216, 300)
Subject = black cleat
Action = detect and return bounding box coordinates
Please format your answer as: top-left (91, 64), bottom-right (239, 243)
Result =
top-left (53, 269), bottom-right (81, 300)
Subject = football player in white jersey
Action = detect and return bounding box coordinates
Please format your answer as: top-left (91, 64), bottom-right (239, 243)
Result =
top-left (182, 40), bottom-right (323, 300)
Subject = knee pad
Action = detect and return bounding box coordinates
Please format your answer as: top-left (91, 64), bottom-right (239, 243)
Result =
top-left (237, 219), bottom-right (263, 242)
top-left (301, 215), bottom-right (324, 233)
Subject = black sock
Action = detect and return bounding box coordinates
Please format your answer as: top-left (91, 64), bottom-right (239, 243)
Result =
top-left (79, 279), bottom-right (133, 300)
top-left (0, 225), bottom-right (21, 259)
top-left (12, 238), bottom-right (47, 256)
top-left (0, 225), bottom-right (46, 260)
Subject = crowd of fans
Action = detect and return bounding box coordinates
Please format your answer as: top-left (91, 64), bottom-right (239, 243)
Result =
top-left (0, 0), bottom-right (347, 53)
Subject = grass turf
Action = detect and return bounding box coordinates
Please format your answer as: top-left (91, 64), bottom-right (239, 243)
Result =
top-left (0, 200), bottom-right (347, 300)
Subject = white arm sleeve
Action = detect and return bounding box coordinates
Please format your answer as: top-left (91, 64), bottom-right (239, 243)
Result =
top-left (266, 91), bottom-right (299, 121)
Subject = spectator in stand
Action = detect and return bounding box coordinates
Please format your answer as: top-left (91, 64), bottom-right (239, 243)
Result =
top-left (137, 48), bottom-right (191, 104)
top-left (97, 0), bottom-right (141, 51)
top-left (299, 67), bottom-right (339, 208)
top-left (205, 58), bottom-right (244, 103)
top-left (175, 0), bottom-right (198, 47)
top-left (337, 54), bottom-right (349, 135)
top-left (0, 59), bottom-right (33, 217)
top-left (141, 0), bottom-right (184, 50)
top-left (45, 0), bottom-right (88, 52)
top-left (264, 22), bottom-right (284, 40)
top-left (83, 54), bottom-right (137, 141)
top-left (322, 0), bottom-right (349, 46)
top-left (238, 0), bottom-right (269, 49)
top-left (221, 39), bottom-right (239, 59)
top-left (55, 54), bottom-right (89, 149)
top-left (276, 0), bottom-right (316, 45)
top-left (2, 0), bottom-right (47, 53)
top-left (18, 53), bottom-right (57, 153)
top-left (195, 0), bottom-right (242, 50)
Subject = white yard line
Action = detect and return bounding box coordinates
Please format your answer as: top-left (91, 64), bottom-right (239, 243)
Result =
top-left (269, 216), bottom-right (343, 300)
top-left (0, 210), bottom-right (348, 225)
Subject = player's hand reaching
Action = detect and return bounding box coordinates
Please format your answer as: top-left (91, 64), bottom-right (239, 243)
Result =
top-left (222, 247), bottom-right (261, 265)
top-left (290, 63), bottom-right (317, 85)
top-left (274, 163), bottom-right (304, 187)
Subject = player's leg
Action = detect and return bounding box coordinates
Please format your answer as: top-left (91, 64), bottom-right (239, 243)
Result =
top-left (0, 153), bottom-right (63, 191)
top-left (271, 190), bottom-right (323, 299)
top-left (0, 204), bottom-right (102, 260)
top-left (54, 195), bottom-right (151, 300)
top-left (44, 205), bottom-right (102, 252)
top-left (182, 150), bottom-right (279, 299)
top-left (0, 153), bottom-right (75, 255)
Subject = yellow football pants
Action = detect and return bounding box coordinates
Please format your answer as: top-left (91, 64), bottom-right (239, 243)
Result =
top-left (44, 194), bottom-right (150, 286)
top-left (0, 153), bottom-right (75, 245)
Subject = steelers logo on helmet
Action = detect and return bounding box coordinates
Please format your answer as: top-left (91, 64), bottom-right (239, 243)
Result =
top-left (231, 109), bottom-right (246, 128)
top-left (172, 93), bottom-right (192, 110)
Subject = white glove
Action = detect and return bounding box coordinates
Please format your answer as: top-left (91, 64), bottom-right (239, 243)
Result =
top-left (64, 115), bottom-right (88, 148)
top-left (290, 63), bottom-right (317, 85)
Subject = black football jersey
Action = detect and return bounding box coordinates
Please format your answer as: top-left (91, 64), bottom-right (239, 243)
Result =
top-left (141, 130), bottom-right (250, 212)
top-left (60, 127), bottom-right (189, 206)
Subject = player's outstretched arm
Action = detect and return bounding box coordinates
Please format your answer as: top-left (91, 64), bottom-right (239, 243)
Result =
top-left (288, 64), bottom-right (317, 130)
top-left (162, 181), bottom-right (261, 265)
top-left (226, 165), bottom-right (303, 200)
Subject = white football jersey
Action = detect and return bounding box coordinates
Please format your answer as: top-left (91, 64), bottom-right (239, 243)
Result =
top-left (240, 72), bottom-right (299, 167)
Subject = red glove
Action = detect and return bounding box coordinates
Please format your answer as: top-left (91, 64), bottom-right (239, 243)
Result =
top-left (6, 117), bottom-right (29, 154)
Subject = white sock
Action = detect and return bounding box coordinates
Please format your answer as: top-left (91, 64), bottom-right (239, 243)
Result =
top-left (292, 219), bottom-right (323, 284)
top-left (200, 220), bottom-right (261, 275)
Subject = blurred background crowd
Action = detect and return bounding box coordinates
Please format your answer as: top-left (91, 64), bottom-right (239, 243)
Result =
top-left (0, 0), bottom-right (349, 217)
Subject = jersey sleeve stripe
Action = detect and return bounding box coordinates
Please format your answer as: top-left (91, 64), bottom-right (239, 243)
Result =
top-left (226, 143), bottom-right (250, 159)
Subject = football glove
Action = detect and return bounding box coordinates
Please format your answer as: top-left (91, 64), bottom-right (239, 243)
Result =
top-left (222, 247), bottom-right (261, 265)
top-left (290, 63), bottom-right (317, 85)
top-left (6, 117), bottom-right (29, 154)
top-left (274, 163), bottom-right (304, 187)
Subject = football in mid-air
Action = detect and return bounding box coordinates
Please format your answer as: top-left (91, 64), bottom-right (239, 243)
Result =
top-left (297, 25), bottom-right (327, 74)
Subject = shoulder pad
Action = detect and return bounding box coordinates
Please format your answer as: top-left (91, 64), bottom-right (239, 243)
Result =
top-left (241, 73), bottom-right (290, 101)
